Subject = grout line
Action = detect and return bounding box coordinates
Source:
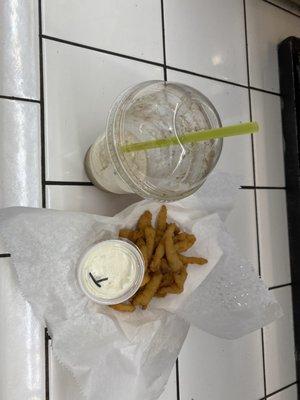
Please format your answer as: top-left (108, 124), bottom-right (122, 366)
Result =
top-left (0, 94), bottom-right (40, 104)
top-left (38, 2), bottom-right (49, 399)
top-left (261, 329), bottom-right (267, 399)
top-left (263, 0), bottom-right (300, 18)
top-left (160, 0), bottom-right (167, 81)
top-left (249, 86), bottom-right (281, 97)
top-left (243, 1), bottom-right (262, 276)
top-left (243, 2), bottom-right (267, 398)
top-left (243, 0), bottom-right (251, 89)
top-left (45, 180), bottom-right (93, 186)
top-left (38, 2), bottom-right (46, 209)
top-left (42, 34), bottom-right (164, 68)
top-left (176, 359), bottom-right (180, 400)
top-left (269, 282), bottom-right (292, 290)
top-left (41, 34), bottom-right (282, 97)
top-left (241, 186), bottom-right (286, 190)
top-left (46, 183), bottom-right (287, 189)
top-left (168, 66), bottom-right (281, 96)
top-left (260, 381), bottom-right (299, 399)
top-left (0, 253), bottom-right (11, 258)
top-left (44, 328), bottom-right (50, 400)
top-left (168, 65), bottom-right (249, 89)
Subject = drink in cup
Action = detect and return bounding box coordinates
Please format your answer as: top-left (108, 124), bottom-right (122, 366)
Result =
top-left (85, 81), bottom-right (222, 201)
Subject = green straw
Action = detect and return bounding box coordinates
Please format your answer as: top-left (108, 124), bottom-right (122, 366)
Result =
top-left (121, 121), bottom-right (259, 153)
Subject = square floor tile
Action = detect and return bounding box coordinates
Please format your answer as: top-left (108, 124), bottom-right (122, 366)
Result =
top-left (167, 70), bottom-right (253, 185)
top-left (0, 256), bottom-right (45, 400)
top-left (257, 189), bottom-right (291, 288)
top-left (264, 287), bottom-right (296, 394)
top-left (42, 0), bottom-right (163, 62)
top-left (164, 0), bottom-right (247, 85)
top-left (179, 327), bottom-right (264, 400)
top-left (226, 189), bottom-right (258, 274)
top-left (0, 99), bottom-right (41, 208)
top-left (251, 90), bottom-right (285, 187)
top-left (269, 384), bottom-right (298, 400)
top-left (46, 184), bottom-right (140, 216)
top-left (43, 39), bottom-right (163, 182)
top-left (265, 1), bottom-right (300, 17)
top-left (246, 0), bottom-right (300, 93)
top-left (0, 0), bottom-right (39, 99)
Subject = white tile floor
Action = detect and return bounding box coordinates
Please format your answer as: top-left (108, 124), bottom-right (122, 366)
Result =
top-left (264, 287), bottom-right (296, 394)
top-left (0, 0), bottom-right (40, 99)
top-left (43, 39), bottom-right (163, 182)
top-left (270, 384), bottom-right (298, 400)
top-left (0, 1), bottom-right (299, 399)
top-left (164, 0), bottom-right (248, 85)
top-left (246, 0), bottom-right (300, 93)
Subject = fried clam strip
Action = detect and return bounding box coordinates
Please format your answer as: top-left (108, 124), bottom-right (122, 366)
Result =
top-left (155, 205), bottom-right (167, 246)
top-left (160, 258), bottom-right (171, 274)
top-left (110, 303), bottom-right (135, 312)
top-left (119, 229), bottom-right (143, 243)
top-left (149, 236), bottom-right (165, 272)
top-left (132, 272), bottom-right (163, 308)
top-left (174, 233), bottom-right (196, 253)
top-left (160, 273), bottom-right (174, 288)
top-left (156, 283), bottom-right (181, 297)
top-left (156, 266), bottom-right (188, 297)
top-left (145, 226), bottom-right (156, 262)
top-left (165, 224), bottom-right (183, 272)
top-left (174, 267), bottom-right (188, 291)
top-left (136, 238), bottom-right (148, 269)
top-left (178, 254), bottom-right (208, 266)
top-left (141, 272), bottom-right (151, 287)
top-left (137, 210), bottom-right (152, 232)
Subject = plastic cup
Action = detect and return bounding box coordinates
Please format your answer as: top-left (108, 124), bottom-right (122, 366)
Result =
top-left (85, 80), bottom-right (223, 201)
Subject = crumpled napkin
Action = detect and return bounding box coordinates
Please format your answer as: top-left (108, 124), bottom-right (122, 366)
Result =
top-left (0, 172), bottom-right (282, 400)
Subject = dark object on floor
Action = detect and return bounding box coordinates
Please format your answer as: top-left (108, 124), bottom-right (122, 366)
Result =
top-left (278, 36), bottom-right (300, 397)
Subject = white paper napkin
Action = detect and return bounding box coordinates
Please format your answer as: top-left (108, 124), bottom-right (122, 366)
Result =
top-left (0, 172), bottom-right (282, 400)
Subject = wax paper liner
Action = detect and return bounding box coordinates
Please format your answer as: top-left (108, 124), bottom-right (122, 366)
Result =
top-left (0, 172), bottom-right (282, 400)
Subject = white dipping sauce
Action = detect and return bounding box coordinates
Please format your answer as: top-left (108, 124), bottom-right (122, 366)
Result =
top-left (78, 240), bottom-right (144, 304)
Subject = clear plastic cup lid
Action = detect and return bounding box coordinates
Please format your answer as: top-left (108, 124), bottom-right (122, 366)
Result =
top-left (107, 81), bottom-right (223, 201)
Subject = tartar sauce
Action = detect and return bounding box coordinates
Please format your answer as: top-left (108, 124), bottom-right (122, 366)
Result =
top-left (78, 240), bottom-right (144, 304)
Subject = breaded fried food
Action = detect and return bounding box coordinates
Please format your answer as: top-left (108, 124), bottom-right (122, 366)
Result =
top-left (136, 238), bottom-right (148, 269)
top-left (174, 267), bottom-right (188, 291)
top-left (149, 238), bottom-right (165, 272)
top-left (113, 206), bottom-right (208, 311)
top-left (155, 205), bottom-right (167, 245)
top-left (110, 303), bottom-right (135, 312)
top-left (174, 232), bottom-right (194, 243)
top-left (132, 272), bottom-right (162, 308)
top-left (160, 258), bottom-right (171, 274)
top-left (156, 283), bottom-right (182, 296)
top-left (119, 229), bottom-right (143, 243)
top-left (160, 272), bottom-right (174, 288)
top-left (145, 226), bottom-right (156, 262)
top-left (137, 210), bottom-right (152, 231)
top-left (174, 234), bottom-right (196, 253)
top-left (165, 224), bottom-right (183, 272)
top-left (178, 254), bottom-right (208, 266)
top-left (141, 271), bottom-right (151, 287)
top-left (168, 223), bottom-right (180, 234)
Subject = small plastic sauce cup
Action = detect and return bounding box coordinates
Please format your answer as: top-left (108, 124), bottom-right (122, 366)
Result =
top-left (77, 239), bottom-right (145, 305)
